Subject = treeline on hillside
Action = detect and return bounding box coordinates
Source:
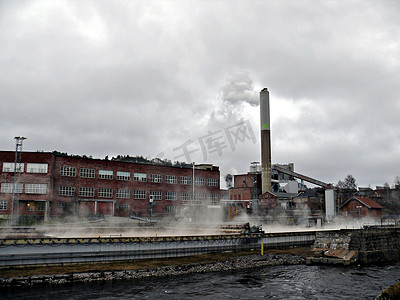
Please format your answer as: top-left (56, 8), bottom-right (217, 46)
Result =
top-left (51, 151), bottom-right (192, 168)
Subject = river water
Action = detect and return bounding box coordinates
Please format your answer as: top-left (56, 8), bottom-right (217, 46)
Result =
top-left (3, 264), bottom-right (400, 299)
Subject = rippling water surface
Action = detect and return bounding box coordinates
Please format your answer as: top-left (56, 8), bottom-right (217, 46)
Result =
top-left (4, 264), bottom-right (400, 299)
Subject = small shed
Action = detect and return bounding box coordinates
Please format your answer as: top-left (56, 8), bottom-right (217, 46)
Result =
top-left (340, 196), bottom-right (383, 219)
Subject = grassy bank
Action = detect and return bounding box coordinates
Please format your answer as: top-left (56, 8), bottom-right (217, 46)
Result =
top-left (0, 246), bottom-right (315, 279)
top-left (379, 281), bottom-right (400, 299)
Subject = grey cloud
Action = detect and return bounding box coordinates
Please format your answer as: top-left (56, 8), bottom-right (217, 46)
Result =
top-left (0, 0), bottom-right (399, 188)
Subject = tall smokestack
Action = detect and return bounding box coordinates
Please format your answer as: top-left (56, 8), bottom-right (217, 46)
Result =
top-left (260, 88), bottom-right (271, 194)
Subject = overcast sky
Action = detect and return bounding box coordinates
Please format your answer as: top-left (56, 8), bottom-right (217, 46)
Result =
top-left (1, 0), bottom-right (399, 189)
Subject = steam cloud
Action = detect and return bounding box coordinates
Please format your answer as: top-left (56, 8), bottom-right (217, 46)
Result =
top-left (225, 174), bottom-right (233, 189)
top-left (221, 71), bottom-right (258, 106)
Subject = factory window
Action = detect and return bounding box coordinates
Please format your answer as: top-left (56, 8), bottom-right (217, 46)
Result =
top-left (25, 183), bottom-right (47, 195)
top-left (79, 187), bottom-right (94, 197)
top-left (80, 168), bottom-right (95, 178)
top-left (117, 171), bottom-right (130, 181)
top-left (150, 174), bottom-right (162, 183)
top-left (134, 173), bottom-right (147, 182)
top-left (116, 204), bottom-right (130, 211)
top-left (59, 186), bottom-right (75, 197)
top-left (0, 200), bottom-right (7, 210)
top-left (194, 193), bottom-right (206, 201)
top-left (99, 170), bottom-right (113, 180)
top-left (98, 188), bottom-right (113, 198)
top-left (165, 175), bottom-right (177, 184)
top-left (208, 194), bottom-right (219, 203)
top-left (207, 178), bottom-right (219, 187)
top-left (2, 162), bottom-right (24, 173)
top-left (150, 191), bottom-right (162, 200)
top-left (59, 202), bottom-right (72, 213)
top-left (165, 192), bottom-right (177, 201)
top-left (165, 205), bottom-right (177, 214)
top-left (180, 192), bottom-right (192, 201)
top-left (133, 190), bottom-right (146, 199)
top-left (27, 163), bottom-right (48, 173)
top-left (60, 166), bottom-right (76, 177)
top-left (116, 189), bottom-right (130, 199)
top-left (26, 201), bottom-right (45, 211)
top-left (194, 177), bottom-right (205, 186)
top-left (1, 183), bottom-right (23, 194)
top-left (180, 176), bottom-right (192, 185)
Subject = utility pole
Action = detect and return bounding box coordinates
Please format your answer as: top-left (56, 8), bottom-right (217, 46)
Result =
top-left (251, 161), bottom-right (260, 216)
top-left (250, 162), bottom-right (260, 201)
top-left (10, 136), bottom-right (26, 226)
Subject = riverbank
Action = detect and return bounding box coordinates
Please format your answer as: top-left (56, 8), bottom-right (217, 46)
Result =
top-left (0, 247), bottom-right (315, 288)
top-left (377, 281), bottom-right (400, 300)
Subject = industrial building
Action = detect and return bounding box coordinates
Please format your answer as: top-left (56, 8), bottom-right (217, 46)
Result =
top-left (225, 88), bottom-right (336, 224)
top-left (228, 164), bottom-right (300, 203)
top-left (227, 162), bottom-right (326, 225)
top-left (0, 151), bottom-right (220, 223)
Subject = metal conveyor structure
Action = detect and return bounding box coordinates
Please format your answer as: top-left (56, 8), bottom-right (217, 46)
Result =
top-left (272, 165), bottom-right (329, 188)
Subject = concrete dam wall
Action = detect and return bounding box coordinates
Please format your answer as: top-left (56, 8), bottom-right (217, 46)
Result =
top-left (0, 232), bottom-right (316, 267)
top-left (2, 226), bottom-right (398, 267)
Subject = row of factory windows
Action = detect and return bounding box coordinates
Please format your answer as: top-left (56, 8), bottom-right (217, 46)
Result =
top-left (0, 182), bottom-right (219, 202)
top-left (2, 163), bottom-right (48, 173)
top-left (2, 195), bottom-right (228, 213)
top-left (1, 163), bottom-right (219, 187)
top-left (1, 183), bottom-right (47, 194)
top-left (0, 201), bottom-right (181, 214)
top-left (114, 204), bottom-right (177, 214)
top-left (0, 200), bottom-right (45, 211)
top-left (60, 166), bottom-right (219, 186)
top-left (57, 202), bottom-right (178, 215)
top-left (59, 202), bottom-right (179, 214)
top-left (59, 186), bottom-right (219, 202)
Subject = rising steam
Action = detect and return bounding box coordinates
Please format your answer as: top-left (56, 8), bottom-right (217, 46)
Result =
top-left (221, 71), bottom-right (259, 107)
top-left (209, 71), bottom-right (259, 127)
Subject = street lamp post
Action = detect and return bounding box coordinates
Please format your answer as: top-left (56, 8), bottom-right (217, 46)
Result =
top-left (192, 162), bottom-right (195, 203)
top-left (10, 136), bottom-right (27, 226)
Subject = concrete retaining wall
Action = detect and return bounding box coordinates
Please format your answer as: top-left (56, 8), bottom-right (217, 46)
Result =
top-left (312, 226), bottom-right (400, 264)
top-left (352, 227), bottom-right (400, 263)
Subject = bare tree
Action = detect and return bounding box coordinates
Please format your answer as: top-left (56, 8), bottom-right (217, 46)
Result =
top-left (337, 174), bottom-right (357, 189)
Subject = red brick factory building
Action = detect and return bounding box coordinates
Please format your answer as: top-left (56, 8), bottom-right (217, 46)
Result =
top-left (340, 196), bottom-right (383, 219)
top-left (0, 151), bottom-right (220, 223)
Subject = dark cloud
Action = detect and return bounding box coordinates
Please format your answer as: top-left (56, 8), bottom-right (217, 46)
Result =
top-left (0, 0), bottom-right (399, 188)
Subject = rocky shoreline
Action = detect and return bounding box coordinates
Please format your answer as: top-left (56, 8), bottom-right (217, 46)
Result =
top-left (0, 253), bottom-right (305, 288)
top-left (377, 281), bottom-right (400, 300)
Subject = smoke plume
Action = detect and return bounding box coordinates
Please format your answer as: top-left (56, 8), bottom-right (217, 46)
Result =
top-left (221, 71), bottom-right (258, 106)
